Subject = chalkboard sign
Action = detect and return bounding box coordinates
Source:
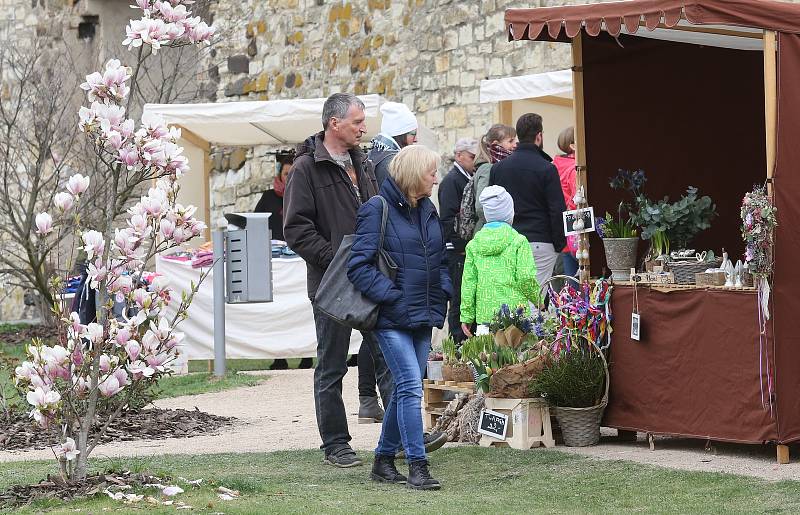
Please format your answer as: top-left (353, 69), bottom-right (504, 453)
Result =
top-left (478, 409), bottom-right (509, 440)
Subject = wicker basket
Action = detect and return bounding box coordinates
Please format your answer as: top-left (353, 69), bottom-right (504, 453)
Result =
top-left (695, 271), bottom-right (726, 287)
top-left (442, 362), bottom-right (474, 383)
top-left (551, 341), bottom-right (609, 447)
top-left (667, 258), bottom-right (722, 284)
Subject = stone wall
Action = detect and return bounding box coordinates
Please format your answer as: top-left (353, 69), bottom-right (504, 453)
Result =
top-left (206, 0), bottom-right (578, 228)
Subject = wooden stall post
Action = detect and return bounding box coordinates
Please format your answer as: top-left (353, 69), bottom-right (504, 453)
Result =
top-left (176, 124), bottom-right (212, 242)
top-left (764, 30), bottom-right (777, 194)
top-left (571, 32), bottom-right (590, 284)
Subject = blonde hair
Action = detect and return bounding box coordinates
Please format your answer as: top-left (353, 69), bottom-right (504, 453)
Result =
top-left (476, 124), bottom-right (516, 164)
top-left (557, 126), bottom-right (575, 155)
top-left (389, 145), bottom-right (440, 207)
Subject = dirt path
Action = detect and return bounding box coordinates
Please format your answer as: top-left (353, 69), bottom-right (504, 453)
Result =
top-left (3, 369), bottom-right (800, 481)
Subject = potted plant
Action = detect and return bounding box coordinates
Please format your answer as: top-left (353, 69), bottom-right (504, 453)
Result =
top-left (427, 340), bottom-right (444, 381)
top-left (529, 338), bottom-right (607, 446)
top-left (488, 304), bottom-right (533, 348)
top-left (596, 204), bottom-right (639, 281)
top-left (529, 278), bottom-right (613, 446)
top-left (441, 336), bottom-right (473, 383)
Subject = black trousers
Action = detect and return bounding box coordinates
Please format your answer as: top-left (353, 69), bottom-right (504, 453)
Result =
top-left (312, 306), bottom-right (393, 454)
top-left (446, 251), bottom-right (469, 343)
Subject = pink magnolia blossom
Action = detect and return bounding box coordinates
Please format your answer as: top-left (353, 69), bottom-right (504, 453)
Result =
top-left (67, 173), bottom-right (90, 196)
top-left (26, 387), bottom-right (60, 408)
top-left (113, 367), bottom-right (130, 387)
top-left (159, 218), bottom-right (175, 239)
top-left (82, 323), bottom-right (105, 345)
top-left (186, 19), bottom-right (214, 43)
top-left (54, 192), bottom-right (74, 212)
top-left (98, 375), bottom-right (124, 397)
top-left (71, 344), bottom-right (84, 366)
top-left (81, 230), bottom-right (105, 260)
top-left (118, 145), bottom-right (140, 169)
top-left (53, 437), bottom-right (80, 461)
top-left (87, 260), bottom-right (108, 289)
top-left (99, 354), bottom-right (118, 374)
top-left (116, 327), bottom-right (132, 346)
top-left (42, 345), bottom-right (69, 367)
top-left (35, 212), bottom-right (53, 235)
top-left (127, 360), bottom-right (155, 379)
top-left (126, 340), bottom-right (141, 361)
top-left (68, 312), bottom-right (83, 334)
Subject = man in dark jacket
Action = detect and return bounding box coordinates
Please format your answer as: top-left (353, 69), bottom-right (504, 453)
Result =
top-left (283, 93), bottom-right (393, 468)
top-left (437, 137), bottom-right (477, 343)
top-left (366, 101), bottom-right (418, 187)
top-left (490, 113), bottom-right (567, 290)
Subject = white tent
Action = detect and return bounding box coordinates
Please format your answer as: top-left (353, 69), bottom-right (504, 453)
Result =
top-left (143, 94), bottom-right (438, 231)
top-left (479, 70), bottom-right (574, 156)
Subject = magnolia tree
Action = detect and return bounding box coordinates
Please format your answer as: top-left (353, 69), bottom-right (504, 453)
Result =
top-left (14, 1), bottom-right (214, 481)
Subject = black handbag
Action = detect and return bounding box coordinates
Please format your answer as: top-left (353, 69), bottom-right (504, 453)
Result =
top-left (314, 196), bottom-right (397, 331)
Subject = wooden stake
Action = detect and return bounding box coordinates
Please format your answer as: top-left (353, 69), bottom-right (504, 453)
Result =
top-left (777, 444), bottom-right (790, 464)
top-left (572, 31), bottom-right (590, 284)
top-left (764, 30), bottom-right (777, 190)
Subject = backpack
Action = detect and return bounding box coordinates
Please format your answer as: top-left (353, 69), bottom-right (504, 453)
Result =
top-left (455, 175), bottom-right (477, 241)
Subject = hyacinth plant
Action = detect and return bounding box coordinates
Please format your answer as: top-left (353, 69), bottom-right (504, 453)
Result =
top-left (13, 1), bottom-right (214, 481)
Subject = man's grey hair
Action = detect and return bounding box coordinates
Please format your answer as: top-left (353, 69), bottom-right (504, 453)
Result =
top-left (322, 93), bottom-right (365, 130)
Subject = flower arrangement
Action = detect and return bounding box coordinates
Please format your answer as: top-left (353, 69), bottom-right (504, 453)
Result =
top-left (596, 209), bottom-right (638, 239)
top-left (547, 279), bottom-right (613, 353)
top-left (488, 304), bottom-right (532, 334)
top-left (741, 185), bottom-right (776, 278)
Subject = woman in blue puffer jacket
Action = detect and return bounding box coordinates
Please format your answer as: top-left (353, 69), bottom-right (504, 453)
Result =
top-left (348, 145), bottom-right (451, 490)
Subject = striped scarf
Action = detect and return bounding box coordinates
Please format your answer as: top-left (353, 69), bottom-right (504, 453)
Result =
top-left (489, 143), bottom-right (512, 164)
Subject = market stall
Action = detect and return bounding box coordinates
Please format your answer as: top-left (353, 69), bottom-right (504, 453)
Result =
top-left (505, 0), bottom-right (800, 459)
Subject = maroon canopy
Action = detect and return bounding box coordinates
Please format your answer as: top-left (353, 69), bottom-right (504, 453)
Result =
top-left (506, 0), bottom-right (800, 40)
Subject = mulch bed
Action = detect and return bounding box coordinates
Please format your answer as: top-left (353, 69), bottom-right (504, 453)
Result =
top-left (0, 470), bottom-right (164, 508)
top-left (0, 324), bottom-right (59, 347)
top-left (0, 408), bottom-right (235, 452)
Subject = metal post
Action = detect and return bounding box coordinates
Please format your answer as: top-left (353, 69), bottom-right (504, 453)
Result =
top-left (212, 230), bottom-right (226, 377)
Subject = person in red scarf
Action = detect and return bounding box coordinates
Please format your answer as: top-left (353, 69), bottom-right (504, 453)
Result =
top-left (472, 124), bottom-right (517, 235)
top-left (255, 156), bottom-right (293, 241)
top-left (254, 156), bottom-right (312, 370)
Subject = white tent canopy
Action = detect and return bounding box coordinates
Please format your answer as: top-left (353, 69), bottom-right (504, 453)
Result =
top-left (479, 69), bottom-right (573, 104)
top-left (143, 94), bottom-right (437, 149)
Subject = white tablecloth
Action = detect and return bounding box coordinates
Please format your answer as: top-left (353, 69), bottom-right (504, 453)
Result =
top-left (156, 255), bottom-right (362, 360)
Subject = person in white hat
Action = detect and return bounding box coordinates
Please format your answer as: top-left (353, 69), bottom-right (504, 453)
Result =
top-left (367, 102), bottom-right (418, 186)
top-left (438, 137), bottom-right (478, 343)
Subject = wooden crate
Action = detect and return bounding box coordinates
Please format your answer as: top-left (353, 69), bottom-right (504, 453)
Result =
top-left (423, 379), bottom-right (475, 430)
top-left (479, 397), bottom-right (556, 450)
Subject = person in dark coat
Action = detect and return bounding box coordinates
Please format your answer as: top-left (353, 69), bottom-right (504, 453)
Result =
top-left (254, 156), bottom-right (293, 241)
top-left (254, 157), bottom-right (313, 371)
top-left (489, 113), bottom-right (567, 289)
top-left (437, 137), bottom-right (478, 343)
top-left (283, 93), bottom-right (393, 469)
top-left (348, 145), bottom-right (451, 490)
top-left (366, 102), bottom-right (418, 187)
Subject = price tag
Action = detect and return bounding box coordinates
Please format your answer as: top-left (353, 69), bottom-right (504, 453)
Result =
top-left (478, 409), bottom-right (509, 440)
top-left (631, 312), bottom-right (641, 341)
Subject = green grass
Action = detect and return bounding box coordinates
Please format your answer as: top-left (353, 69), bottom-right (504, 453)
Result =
top-left (3, 448), bottom-right (800, 513)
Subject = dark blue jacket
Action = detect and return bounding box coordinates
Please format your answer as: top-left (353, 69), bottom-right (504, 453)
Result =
top-left (348, 176), bottom-right (452, 330)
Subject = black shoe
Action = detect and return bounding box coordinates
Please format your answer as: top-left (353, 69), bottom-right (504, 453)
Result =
top-left (298, 358), bottom-right (313, 369)
top-left (395, 431), bottom-right (448, 459)
top-left (269, 359), bottom-right (289, 370)
top-left (358, 395), bottom-right (385, 424)
top-left (323, 448), bottom-right (363, 468)
top-left (370, 454), bottom-right (407, 484)
top-left (407, 460), bottom-right (440, 490)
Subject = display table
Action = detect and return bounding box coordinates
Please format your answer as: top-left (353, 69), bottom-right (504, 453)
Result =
top-left (604, 285), bottom-right (776, 444)
top-left (156, 255), bottom-right (362, 360)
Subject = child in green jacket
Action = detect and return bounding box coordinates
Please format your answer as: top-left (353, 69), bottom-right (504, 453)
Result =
top-left (460, 185), bottom-right (540, 337)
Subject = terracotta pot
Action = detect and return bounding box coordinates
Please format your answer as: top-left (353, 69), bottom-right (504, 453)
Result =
top-left (602, 237), bottom-right (639, 281)
top-left (504, 326), bottom-right (525, 348)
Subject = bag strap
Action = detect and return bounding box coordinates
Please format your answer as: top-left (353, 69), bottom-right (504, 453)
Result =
top-left (377, 195), bottom-right (389, 251)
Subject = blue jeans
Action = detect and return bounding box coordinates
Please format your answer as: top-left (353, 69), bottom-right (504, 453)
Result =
top-left (562, 251), bottom-right (579, 278)
top-left (374, 327), bottom-right (431, 461)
